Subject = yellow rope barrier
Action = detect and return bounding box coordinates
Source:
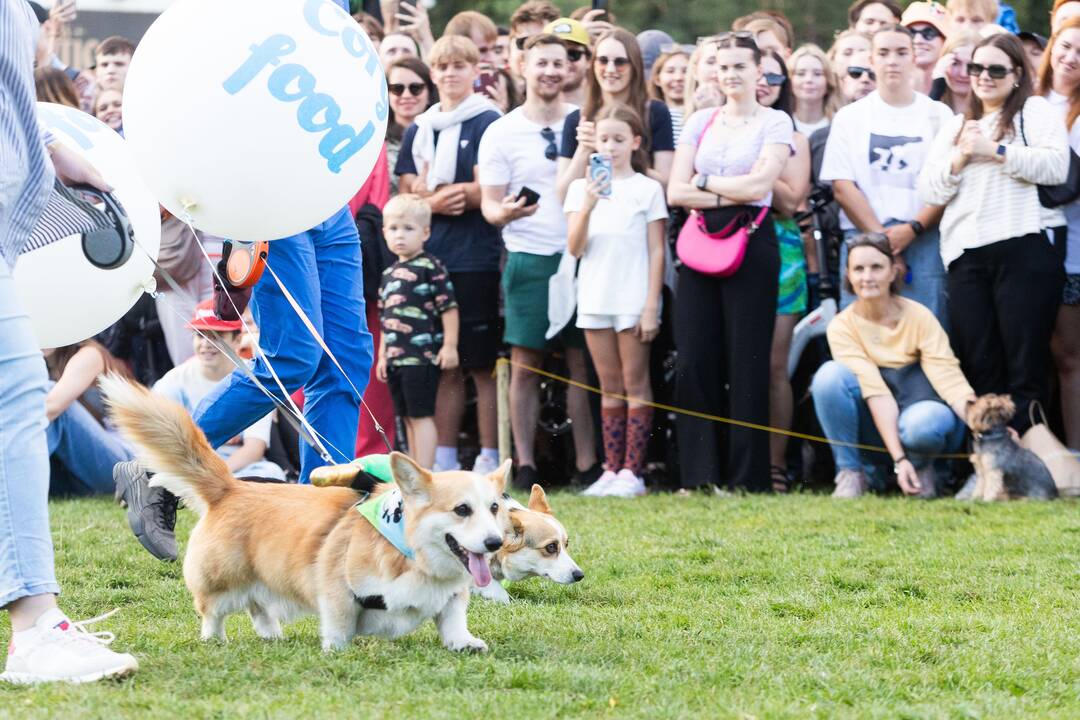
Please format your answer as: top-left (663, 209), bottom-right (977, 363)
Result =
top-left (496, 357), bottom-right (970, 460)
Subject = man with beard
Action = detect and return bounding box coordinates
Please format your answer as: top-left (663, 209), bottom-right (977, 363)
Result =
top-left (544, 17), bottom-right (591, 107)
top-left (478, 33), bottom-right (600, 489)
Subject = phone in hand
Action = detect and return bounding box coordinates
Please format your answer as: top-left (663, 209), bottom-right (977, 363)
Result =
top-left (516, 186), bottom-right (540, 207)
top-left (474, 70), bottom-right (499, 96)
top-left (588, 153), bottom-right (613, 198)
top-left (591, 0), bottom-right (608, 10)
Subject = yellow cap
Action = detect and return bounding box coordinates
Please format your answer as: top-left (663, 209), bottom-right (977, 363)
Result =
top-left (543, 18), bottom-right (591, 47)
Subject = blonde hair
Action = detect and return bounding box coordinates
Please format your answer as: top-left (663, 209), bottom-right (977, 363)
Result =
top-left (946, 0), bottom-right (1000, 19)
top-left (684, 41), bottom-right (721, 116)
top-left (443, 11), bottom-right (497, 43)
top-left (788, 44), bottom-right (841, 120)
top-left (383, 194), bottom-right (432, 228)
top-left (427, 35), bottom-right (480, 67)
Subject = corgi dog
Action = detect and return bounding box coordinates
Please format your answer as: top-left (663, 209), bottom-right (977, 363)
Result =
top-left (472, 484), bottom-right (585, 604)
top-left (101, 376), bottom-right (510, 652)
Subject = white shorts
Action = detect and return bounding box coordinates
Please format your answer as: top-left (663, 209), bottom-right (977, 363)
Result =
top-left (576, 313), bottom-right (644, 332)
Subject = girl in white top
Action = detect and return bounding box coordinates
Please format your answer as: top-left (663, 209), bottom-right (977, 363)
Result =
top-left (788, 44), bottom-right (839, 137)
top-left (565, 105), bottom-right (667, 497)
top-left (918, 33), bottom-right (1068, 435)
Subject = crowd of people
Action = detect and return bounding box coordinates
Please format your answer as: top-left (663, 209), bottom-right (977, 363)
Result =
top-left (3, 0), bottom-right (1080, 686)
top-left (25, 0), bottom-right (1080, 504)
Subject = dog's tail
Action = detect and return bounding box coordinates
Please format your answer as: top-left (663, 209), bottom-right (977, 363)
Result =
top-left (100, 373), bottom-right (236, 515)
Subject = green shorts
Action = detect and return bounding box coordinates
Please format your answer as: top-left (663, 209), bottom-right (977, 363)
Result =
top-left (502, 251), bottom-right (584, 351)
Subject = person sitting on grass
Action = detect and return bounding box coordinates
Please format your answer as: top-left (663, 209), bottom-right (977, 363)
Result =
top-left (811, 233), bottom-right (976, 499)
top-left (152, 301), bottom-right (284, 481)
top-left (375, 194), bottom-right (459, 470)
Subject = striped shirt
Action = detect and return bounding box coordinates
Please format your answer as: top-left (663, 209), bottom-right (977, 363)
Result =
top-left (0, 0), bottom-right (54, 270)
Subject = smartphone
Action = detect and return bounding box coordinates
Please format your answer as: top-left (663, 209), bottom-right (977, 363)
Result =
top-left (474, 70), bottom-right (499, 95)
top-left (588, 153), bottom-right (612, 198)
top-left (516, 186), bottom-right (540, 207)
top-left (591, 0), bottom-right (608, 11)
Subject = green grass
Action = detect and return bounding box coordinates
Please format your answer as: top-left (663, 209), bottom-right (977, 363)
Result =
top-left (3, 494), bottom-right (1079, 719)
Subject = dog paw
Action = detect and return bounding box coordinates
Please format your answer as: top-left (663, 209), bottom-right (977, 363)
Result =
top-left (446, 636), bottom-right (488, 653)
top-left (470, 582), bottom-right (511, 604)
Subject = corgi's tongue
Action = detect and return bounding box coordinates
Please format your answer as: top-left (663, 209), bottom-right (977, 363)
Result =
top-left (467, 551), bottom-right (492, 587)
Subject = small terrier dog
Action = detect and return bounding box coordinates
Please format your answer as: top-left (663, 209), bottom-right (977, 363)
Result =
top-left (968, 394), bottom-right (1057, 501)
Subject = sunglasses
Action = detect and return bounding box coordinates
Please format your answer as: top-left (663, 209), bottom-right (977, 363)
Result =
top-left (388, 82), bottom-right (426, 97)
top-left (910, 26), bottom-right (942, 42)
top-left (541, 127), bottom-right (557, 161)
top-left (763, 72), bottom-right (786, 86)
top-left (966, 62), bottom-right (1014, 79)
top-left (596, 55), bottom-right (631, 69)
top-left (566, 47), bottom-right (589, 62)
top-left (514, 34), bottom-right (536, 51)
top-left (700, 31), bottom-right (755, 45)
top-left (846, 66), bottom-right (876, 81)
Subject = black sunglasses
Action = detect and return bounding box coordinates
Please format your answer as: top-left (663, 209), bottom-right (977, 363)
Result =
top-left (967, 62), bottom-right (1014, 79)
top-left (566, 47), bottom-right (589, 62)
top-left (763, 72), bottom-right (786, 87)
top-left (541, 127), bottom-right (557, 161)
top-left (910, 26), bottom-right (942, 41)
top-left (388, 82), bottom-right (426, 97)
top-left (846, 66), bottom-right (876, 81)
top-left (596, 55), bottom-right (631, 69)
top-left (711, 31), bottom-right (755, 43)
top-left (514, 34), bottom-right (536, 51)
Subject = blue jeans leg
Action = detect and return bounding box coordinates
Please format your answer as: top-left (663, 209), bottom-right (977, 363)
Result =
top-left (811, 360), bottom-right (883, 474)
top-left (897, 400), bottom-right (966, 468)
top-left (0, 263), bottom-right (59, 607)
top-left (46, 397), bottom-right (133, 495)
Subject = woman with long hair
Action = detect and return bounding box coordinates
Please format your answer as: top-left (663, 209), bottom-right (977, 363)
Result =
top-left (1038, 16), bottom-right (1080, 451)
top-left (788, 44), bottom-right (840, 136)
top-left (667, 32), bottom-right (794, 493)
top-left (919, 33), bottom-right (1068, 436)
top-left (684, 37), bottom-right (723, 116)
top-left (33, 66), bottom-right (79, 108)
top-left (650, 48), bottom-right (690, 142)
top-left (931, 31), bottom-right (980, 113)
top-left (557, 28), bottom-right (675, 199)
top-left (387, 57), bottom-right (437, 197)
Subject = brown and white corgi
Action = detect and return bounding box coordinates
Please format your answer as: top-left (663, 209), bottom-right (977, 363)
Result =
top-left (101, 376), bottom-right (510, 652)
top-left (472, 484), bottom-right (585, 604)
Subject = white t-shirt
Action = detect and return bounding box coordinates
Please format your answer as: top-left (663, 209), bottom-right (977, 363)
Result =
top-left (821, 91), bottom-right (955, 231)
top-left (564, 173), bottom-right (668, 316)
top-left (153, 359), bottom-right (274, 457)
top-left (1048, 90), bottom-right (1080, 274)
top-left (477, 104), bottom-right (575, 255)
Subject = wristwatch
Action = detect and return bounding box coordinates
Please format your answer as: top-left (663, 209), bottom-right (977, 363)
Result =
top-left (996, 143), bottom-right (1007, 159)
top-left (695, 174), bottom-right (710, 190)
top-left (892, 455), bottom-right (908, 474)
top-left (908, 220), bottom-right (925, 236)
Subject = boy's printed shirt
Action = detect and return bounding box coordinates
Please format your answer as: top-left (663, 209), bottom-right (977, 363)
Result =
top-left (378, 252), bottom-right (457, 367)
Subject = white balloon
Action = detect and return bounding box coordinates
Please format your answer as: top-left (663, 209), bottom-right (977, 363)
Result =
top-left (122, 0), bottom-right (388, 241)
top-left (14, 103), bottom-right (161, 349)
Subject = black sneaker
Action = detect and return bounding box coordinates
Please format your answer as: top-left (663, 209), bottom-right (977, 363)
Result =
top-left (512, 464), bottom-right (539, 492)
top-left (572, 462), bottom-right (603, 489)
top-left (114, 460), bottom-right (178, 562)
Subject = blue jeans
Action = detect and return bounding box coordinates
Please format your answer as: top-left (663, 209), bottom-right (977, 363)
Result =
top-left (811, 361), bottom-right (966, 474)
top-left (841, 224), bottom-right (949, 330)
top-left (192, 207), bottom-right (372, 483)
top-left (0, 262), bottom-right (59, 607)
top-left (46, 393), bottom-right (133, 496)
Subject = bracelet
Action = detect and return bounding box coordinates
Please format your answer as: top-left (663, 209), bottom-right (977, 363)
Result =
top-left (892, 455), bottom-right (908, 466)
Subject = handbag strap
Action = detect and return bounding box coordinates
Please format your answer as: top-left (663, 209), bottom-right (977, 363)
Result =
top-left (694, 108), bottom-right (722, 149)
top-left (1029, 399), bottom-right (1048, 427)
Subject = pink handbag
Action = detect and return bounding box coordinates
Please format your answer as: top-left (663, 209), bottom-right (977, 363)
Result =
top-left (676, 108), bottom-right (770, 277)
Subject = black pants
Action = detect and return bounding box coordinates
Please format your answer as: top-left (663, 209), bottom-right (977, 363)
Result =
top-left (673, 208), bottom-right (779, 491)
top-left (948, 231), bottom-right (1065, 434)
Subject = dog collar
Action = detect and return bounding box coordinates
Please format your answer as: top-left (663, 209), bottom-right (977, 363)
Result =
top-left (355, 486), bottom-right (414, 560)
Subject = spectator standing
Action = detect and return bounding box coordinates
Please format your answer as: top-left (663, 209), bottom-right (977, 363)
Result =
top-left (684, 37), bottom-right (723, 115)
top-left (667, 33), bottom-right (794, 493)
top-left (650, 48), bottom-right (690, 143)
top-left (387, 57), bottom-right (436, 197)
top-left (1054, 0), bottom-right (1080, 32)
top-left (1019, 31), bottom-right (1048, 71)
top-left (33, 66), bottom-right (78, 107)
top-left (396, 35), bottom-right (503, 474)
top-left (478, 34), bottom-right (600, 490)
top-left (380, 32), bottom-right (418, 67)
top-left (918, 33), bottom-right (1068, 435)
top-left (789, 44), bottom-right (839, 137)
top-left (1040, 16), bottom-right (1080, 451)
top-left (565, 104), bottom-right (666, 497)
top-left (828, 30), bottom-right (874, 103)
top-left (931, 31), bottom-right (979, 113)
top-left (508, 1), bottom-right (560, 92)
top-left (849, 0), bottom-right (903, 34)
top-left (556, 28), bottom-right (675, 200)
top-left (93, 87), bottom-right (123, 132)
top-left (902, 2), bottom-right (951, 95)
top-left (544, 18), bottom-right (592, 108)
top-left (93, 35), bottom-right (133, 91)
top-left (821, 25), bottom-right (953, 326)
top-left (946, 0), bottom-right (999, 33)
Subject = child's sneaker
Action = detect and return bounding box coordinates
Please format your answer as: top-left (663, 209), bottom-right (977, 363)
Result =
top-left (471, 455), bottom-right (499, 476)
top-left (1, 608), bottom-right (137, 685)
top-left (607, 469), bottom-right (647, 497)
top-left (582, 470), bottom-right (618, 496)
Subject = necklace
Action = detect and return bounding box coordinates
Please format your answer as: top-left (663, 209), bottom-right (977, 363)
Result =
top-left (720, 106), bottom-right (759, 128)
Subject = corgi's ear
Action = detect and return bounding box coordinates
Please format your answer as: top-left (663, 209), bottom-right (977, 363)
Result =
top-left (509, 510), bottom-right (525, 537)
top-left (528, 484), bottom-right (551, 514)
top-left (390, 452), bottom-right (432, 501)
top-left (487, 458), bottom-right (512, 495)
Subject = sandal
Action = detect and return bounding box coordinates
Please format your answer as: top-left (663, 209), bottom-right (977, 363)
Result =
top-left (770, 465), bottom-right (792, 494)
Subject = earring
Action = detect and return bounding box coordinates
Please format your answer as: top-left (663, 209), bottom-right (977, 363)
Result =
top-left (1013, 81), bottom-right (1021, 88)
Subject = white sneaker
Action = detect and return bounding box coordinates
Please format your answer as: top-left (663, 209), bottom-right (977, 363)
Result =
top-left (606, 469), bottom-right (647, 498)
top-left (432, 461), bottom-right (461, 473)
top-left (582, 470), bottom-right (618, 496)
top-left (471, 454), bottom-right (499, 475)
top-left (832, 469), bottom-right (869, 499)
top-left (1, 608), bottom-right (137, 685)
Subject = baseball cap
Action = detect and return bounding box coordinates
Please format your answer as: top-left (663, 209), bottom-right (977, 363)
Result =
top-left (187, 299), bottom-right (242, 333)
top-left (1018, 31), bottom-right (1048, 50)
top-left (637, 29), bottom-right (675, 78)
top-left (544, 18), bottom-right (590, 48)
top-left (901, 2), bottom-right (951, 37)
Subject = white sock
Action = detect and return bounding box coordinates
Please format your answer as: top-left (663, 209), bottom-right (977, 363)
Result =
top-left (480, 447), bottom-right (499, 462)
top-left (435, 446), bottom-right (458, 469)
top-left (13, 607), bottom-right (70, 647)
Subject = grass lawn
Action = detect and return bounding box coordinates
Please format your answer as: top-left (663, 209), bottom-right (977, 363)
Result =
top-left (2, 493), bottom-right (1079, 719)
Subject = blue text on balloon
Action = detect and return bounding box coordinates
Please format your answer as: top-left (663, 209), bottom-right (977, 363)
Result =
top-left (38, 105), bottom-right (103, 151)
